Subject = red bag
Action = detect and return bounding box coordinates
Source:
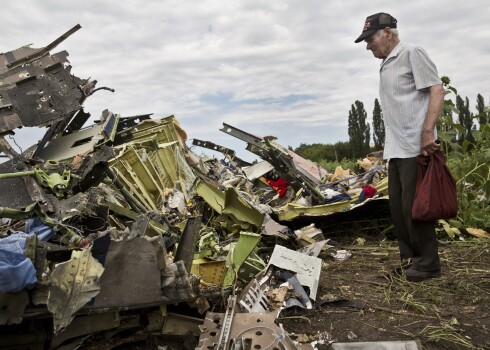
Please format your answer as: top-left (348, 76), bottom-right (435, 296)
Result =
top-left (412, 150), bottom-right (458, 221)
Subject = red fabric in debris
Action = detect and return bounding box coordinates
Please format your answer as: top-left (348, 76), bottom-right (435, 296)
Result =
top-left (265, 177), bottom-right (288, 198)
top-left (362, 185), bottom-right (377, 199)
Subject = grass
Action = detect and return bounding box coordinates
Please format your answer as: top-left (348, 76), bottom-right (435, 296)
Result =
top-left (282, 237), bottom-right (490, 349)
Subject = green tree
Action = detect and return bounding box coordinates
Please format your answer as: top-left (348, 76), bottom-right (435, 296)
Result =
top-left (332, 141), bottom-right (352, 161)
top-left (364, 123), bottom-right (371, 151)
top-left (475, 94), bottom-right (488, 128)
top-left (348, 100), bottom-right (370, 158)
top-left (294, 141), bottom-right (352, 163)
top-left (456, 95), bottom-right (475, 145)
top-left (372, 98), bottom-right (385, 150)
top-left (294, 143), bottom-right (328, 163)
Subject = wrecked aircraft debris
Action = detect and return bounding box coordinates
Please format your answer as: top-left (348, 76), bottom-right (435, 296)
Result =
top-left (0, 26), bottom-right (396, 349)
top-left (219, 123), bottom-right (327, 205)
top-left (196, 297), bottom-right (314, 350)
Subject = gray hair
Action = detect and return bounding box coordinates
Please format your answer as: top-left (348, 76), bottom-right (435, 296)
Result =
top-left (375, 28), bottom-right (399, 38)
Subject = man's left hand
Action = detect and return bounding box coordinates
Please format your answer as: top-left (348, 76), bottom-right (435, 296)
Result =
top-left (421, 131), bottom-right (439, 156)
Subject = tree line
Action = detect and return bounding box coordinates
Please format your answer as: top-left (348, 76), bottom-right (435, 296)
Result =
top-left (294, 87), bottom-right (489, 163)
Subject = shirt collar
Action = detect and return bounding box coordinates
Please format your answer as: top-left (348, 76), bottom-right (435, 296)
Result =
top-left (380, 42), bottom-right (404, 68)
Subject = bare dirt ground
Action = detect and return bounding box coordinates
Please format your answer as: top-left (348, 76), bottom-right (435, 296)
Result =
top-left (280, 235), bottom-right (490, 350)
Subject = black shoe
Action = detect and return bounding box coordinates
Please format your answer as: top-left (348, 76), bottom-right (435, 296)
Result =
top-left (390, 259), bottom-right (412, 274)
top-left (385, 263), bottom-right (411, 277)
top-left (404, 267), bottom-right (441, 282)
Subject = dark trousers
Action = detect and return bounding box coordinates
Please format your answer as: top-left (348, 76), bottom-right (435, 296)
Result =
top-left (388, 158), bottom-right (441, 272)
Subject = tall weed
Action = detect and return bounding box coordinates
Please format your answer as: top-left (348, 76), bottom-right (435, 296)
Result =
top-left (438, 78), bottom-right (490, 230)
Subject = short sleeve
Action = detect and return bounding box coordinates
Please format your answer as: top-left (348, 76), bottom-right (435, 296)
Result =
top-left (409, 47), bottom-right (442, 91)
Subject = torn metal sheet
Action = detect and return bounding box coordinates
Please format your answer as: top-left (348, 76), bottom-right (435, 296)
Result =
top-left (52, 314), bottom-right (140, 350)
top-left (192, 177), bottom-right (226, 214)
top-left (192, 138), bottom-right (250, 167)
top-left (288, 197), bottom-right (391, 236)
top-left (1, 25), bottom-right (81, 71)
top-left (262, 214), bottom-right (290, 239)
top-left (242, 160), bottom-right (275, 181)
top-left (193, 229), bottom-right (220, 260)
top-left (191, 232), bottom-right (263, 287)
top-left (0, 25), bottom-right (94, 133)
top-left (223, 232), bottom-right (262, 286)
top-left (175, 216), bottom-right (203, 273)
top-left (196, 299), bottom-right (313, 350)
top-left (220, 122), bottom-right (264, 147)
top-left (260, 140), bottom-right (325, 204)
top-left (267, 245), bottom-right (321, 300)
top-left (0, 137), bottom-right (19, 160)
top-left (88, 236), bottom-right (162, 308)
top-left (47, 246), bottom-right (105, 333)
top-left (193, 177), bottom-right (265, 230)
top-left (331, 340), bottom-right (422, 350)
top-left (286, 147), bottom-right (330, 183)
top-left (38, 110), bottom-right (119, 161)
top-left (277, 200), bottom-right (351, 221)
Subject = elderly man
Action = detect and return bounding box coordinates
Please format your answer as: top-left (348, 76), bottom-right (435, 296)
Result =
top-left (355, 13), bottom-right (445, 281)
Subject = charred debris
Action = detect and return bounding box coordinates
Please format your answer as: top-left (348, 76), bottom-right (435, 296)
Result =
top-left (0, 26), bottom-right (392, 349)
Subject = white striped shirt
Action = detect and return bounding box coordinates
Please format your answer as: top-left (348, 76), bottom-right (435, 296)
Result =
top-left (379, 42), bottom-right (441, 159)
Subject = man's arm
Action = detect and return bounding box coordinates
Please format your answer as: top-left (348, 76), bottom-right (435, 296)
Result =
top-left (421, 84), bottom-right (445, 156)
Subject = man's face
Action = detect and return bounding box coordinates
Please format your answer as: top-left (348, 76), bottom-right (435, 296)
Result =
top-left (364, 29), bottom-right (392, 59)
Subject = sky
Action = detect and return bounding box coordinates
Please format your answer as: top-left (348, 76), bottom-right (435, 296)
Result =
top-left (1, 0), bottom-right (489, 162)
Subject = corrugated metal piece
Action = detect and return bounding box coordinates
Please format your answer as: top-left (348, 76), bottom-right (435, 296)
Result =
top-left (109, 118), bottom-right (195, 211)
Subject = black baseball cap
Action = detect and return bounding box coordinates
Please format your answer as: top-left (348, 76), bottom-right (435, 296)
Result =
top-left (354, 12), bottom-right (397, 43)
